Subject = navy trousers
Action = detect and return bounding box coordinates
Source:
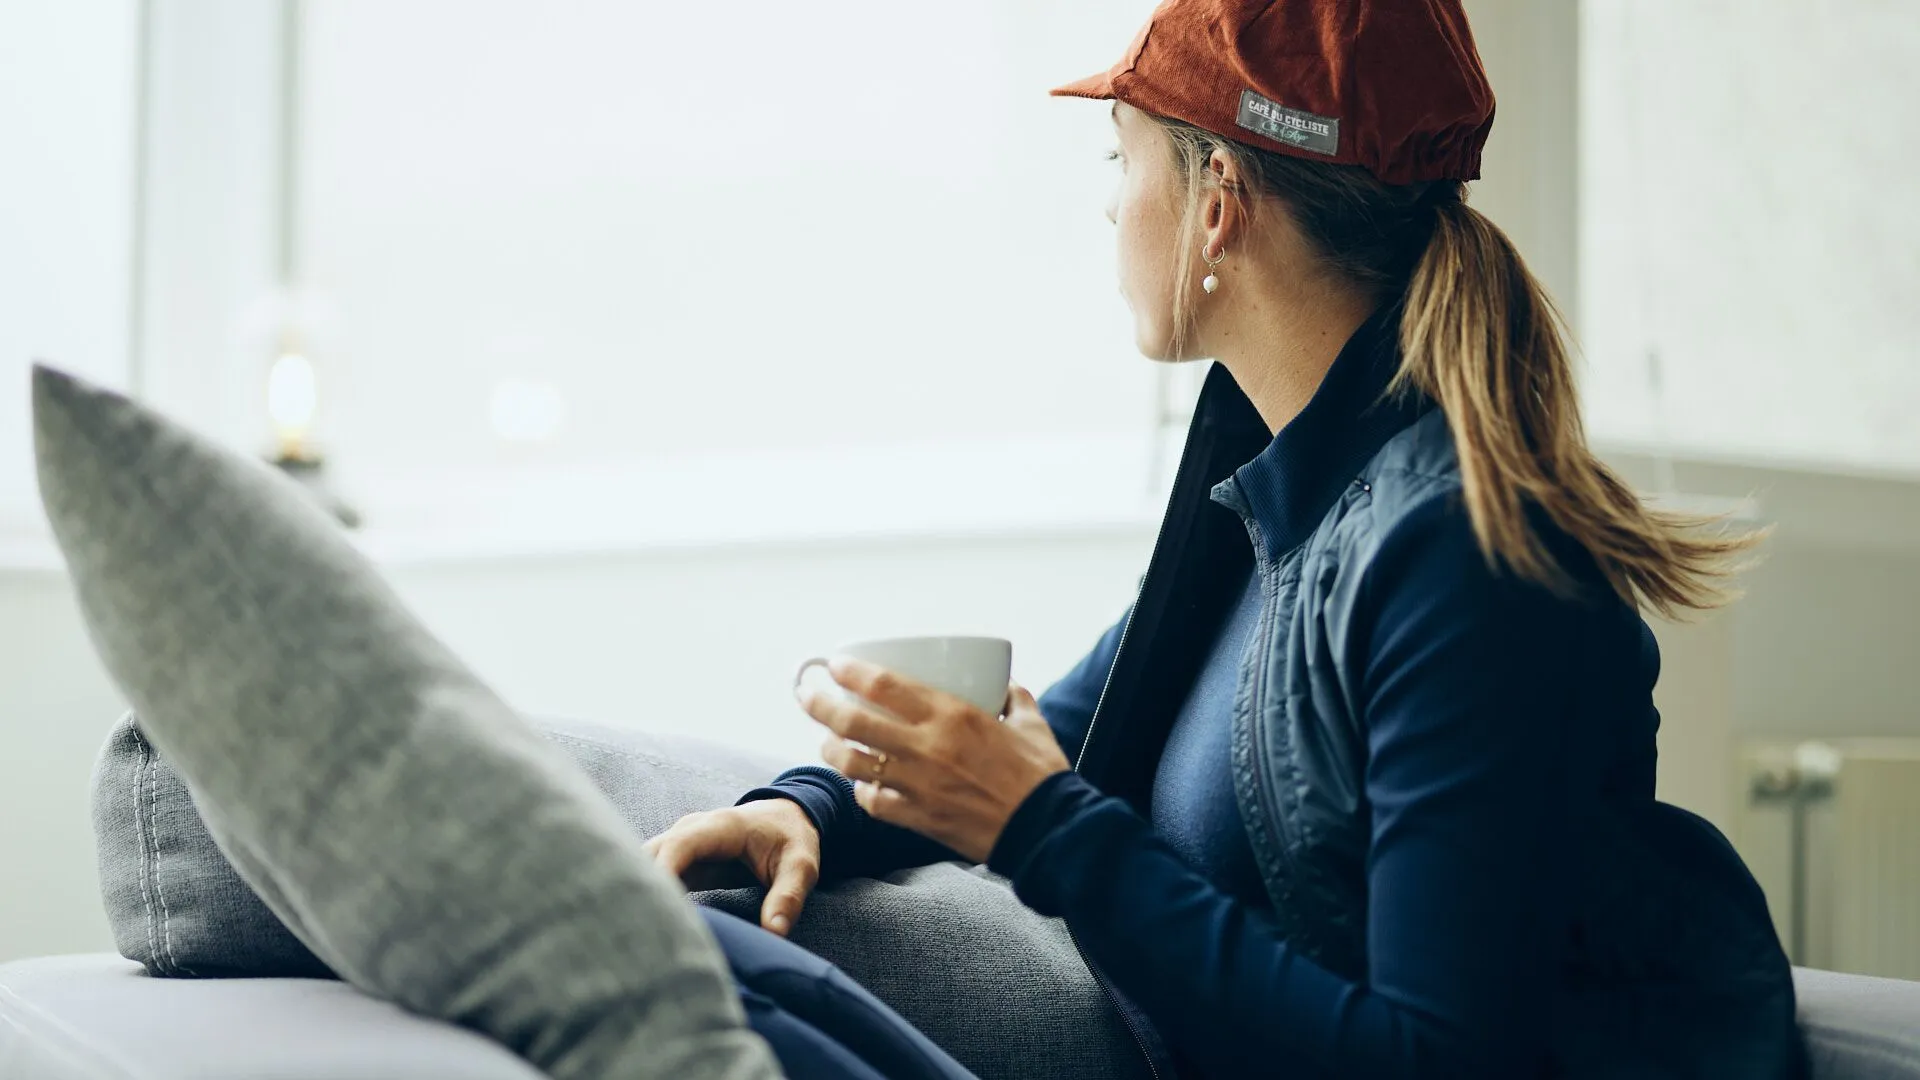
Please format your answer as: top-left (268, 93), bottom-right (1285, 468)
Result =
top-left (700, 908), bottom-right (978, 1080)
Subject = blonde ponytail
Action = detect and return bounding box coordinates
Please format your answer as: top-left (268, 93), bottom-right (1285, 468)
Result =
top-left (1396, 191), bottom-right (1756, 615)
top-left (1153, 119), bottom-right (1759, 617)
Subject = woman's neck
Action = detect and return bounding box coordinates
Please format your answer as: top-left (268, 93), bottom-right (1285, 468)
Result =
top-left (1206, 281), bottom-right (1378, 436)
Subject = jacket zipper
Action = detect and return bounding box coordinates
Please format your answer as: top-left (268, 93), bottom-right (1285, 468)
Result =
top-left (1238, 515), bottom-right (1305, 902)
top-left (1067, 923), bottom-right (1164, 1080)
top-left (1072, 604), bottom-right (1140, 774)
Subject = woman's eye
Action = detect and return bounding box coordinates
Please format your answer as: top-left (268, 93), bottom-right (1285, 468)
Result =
top-left (1104, 149), bottom-right (1123, 164)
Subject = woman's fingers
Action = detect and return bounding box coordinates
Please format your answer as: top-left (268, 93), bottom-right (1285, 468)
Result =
top-left (797, 679), bottom-right (922, 755)
top-left (642, 834), bottom-right (696, 879)
top-left (759, 841), bottom-right (820, 937)
top-left (644, 811), bottom-right (742, 881)
top-left (820, 735), bottom-right (912, 790)
top-left (1006, 682), bottom-right (1039, 716)
top-left (1004, 683), bottom-right (1052, 736)
top-left (825, 656), bottom-right (979, 724)
top-left (852, 779), bottom-right (914, 825)
top-left (819, 679), bottom-right (1073, 864)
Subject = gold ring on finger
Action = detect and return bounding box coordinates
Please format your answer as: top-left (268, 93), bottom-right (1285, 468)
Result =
top-left (871, 749), bottom-right (889, 778)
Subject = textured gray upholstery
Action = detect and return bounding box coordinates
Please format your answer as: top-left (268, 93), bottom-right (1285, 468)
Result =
top-left (91, 712), bottom-right (794, 979)
top-left (6, 957), bottom-right (1918, 1079)
top-left (0, 954), bottom-right (544, 1079)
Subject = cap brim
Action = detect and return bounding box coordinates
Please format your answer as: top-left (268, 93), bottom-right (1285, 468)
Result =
top-left (1048, 70), bottom-right (1115, 99)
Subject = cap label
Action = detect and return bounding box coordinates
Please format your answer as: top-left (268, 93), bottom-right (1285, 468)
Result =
top-left (1235, 90), bottom-right (1339, 156)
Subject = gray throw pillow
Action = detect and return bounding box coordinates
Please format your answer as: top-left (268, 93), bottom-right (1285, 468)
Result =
top-left (93, 711), bottom-right (788, 979)
top-left (34, 365), bottom-right (780, 1080)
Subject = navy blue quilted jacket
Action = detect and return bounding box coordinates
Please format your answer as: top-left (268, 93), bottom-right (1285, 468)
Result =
top-left (751, 305), bottom-right (1805, 1079)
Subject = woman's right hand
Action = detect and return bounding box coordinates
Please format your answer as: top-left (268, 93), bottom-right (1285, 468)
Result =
top-left (643, 798), bottom-right (822, 937)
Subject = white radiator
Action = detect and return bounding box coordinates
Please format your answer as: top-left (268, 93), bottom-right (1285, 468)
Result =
top-left (1740, 739), bottom-right (1920, 979)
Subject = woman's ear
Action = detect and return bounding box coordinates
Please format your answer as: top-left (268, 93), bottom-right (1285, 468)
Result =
top-left (1207, 147), bottom-right (1236, 185)
top-left (1203, 148), bottom-right (1247, 248)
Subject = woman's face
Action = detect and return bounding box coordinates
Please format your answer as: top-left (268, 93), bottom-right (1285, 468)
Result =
top-left (1106, 102), bottom-right (1193, 362)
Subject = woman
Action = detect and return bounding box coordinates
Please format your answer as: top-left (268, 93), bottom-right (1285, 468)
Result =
top-left (648, 0), bottom-right (1807, 1077)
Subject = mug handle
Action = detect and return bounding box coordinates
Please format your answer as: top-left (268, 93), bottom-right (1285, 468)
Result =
top-left (793, 656), bottom-right (831, 693)
top-left (794, 657), bottom-right (875, 753)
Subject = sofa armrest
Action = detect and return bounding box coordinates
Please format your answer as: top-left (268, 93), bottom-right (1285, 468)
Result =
top-left (0, 954), bottom-right (545, 1079)
top-left (1796, 966), bottom-right (1920, 1080)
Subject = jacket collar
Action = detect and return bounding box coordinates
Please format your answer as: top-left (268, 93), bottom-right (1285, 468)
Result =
top-left (1204, 303), bottom-right (1432, 564)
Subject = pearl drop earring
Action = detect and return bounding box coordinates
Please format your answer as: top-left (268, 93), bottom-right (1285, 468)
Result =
top-left (1201, 244), bottom-right (1225, 293)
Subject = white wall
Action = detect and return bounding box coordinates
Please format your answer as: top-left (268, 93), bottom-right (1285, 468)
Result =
top-left (1461, 0), bottom-right (1580, 328)
top-left (1579, 0), bottom-right (1920, 468)
top-left (134, 0), bottom-right (282, 458)
top-left (0, 574), bottom-right (128, 966)
top-left (1734, 547), bottom-right (1920, 736)
top-left (200, 0), bottom-right (1161, 474)
top-left (139, 0), bottom-right (1583, 488)
top-left (0, 1), bottom-right (138, 529)
top-left (386, 533), bottom-right (1149, 763)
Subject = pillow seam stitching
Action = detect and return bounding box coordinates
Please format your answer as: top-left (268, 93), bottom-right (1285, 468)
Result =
top-left (146, 745), bottom-right (187, 976)
top-left (130, 728), bottom-right (162, 975)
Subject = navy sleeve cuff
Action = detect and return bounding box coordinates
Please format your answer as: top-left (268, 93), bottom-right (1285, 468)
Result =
top-left (986, 769), bottom-right (1110, 914)
top-left (743, 765), bottom-right (984, 881)
top-left (736, 765), bottom-right (862, 839)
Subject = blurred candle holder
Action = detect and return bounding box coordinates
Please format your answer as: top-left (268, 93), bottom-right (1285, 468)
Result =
top-left (265, 334), bottom-right (360, 529)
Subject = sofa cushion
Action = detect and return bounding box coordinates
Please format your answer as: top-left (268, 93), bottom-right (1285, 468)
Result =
top-left (0, 953), bottom-right (546, 1079)
top-left (93, 712), bottom-right (788, 979)
top-left (32, 364), bottom-right (781, 1079)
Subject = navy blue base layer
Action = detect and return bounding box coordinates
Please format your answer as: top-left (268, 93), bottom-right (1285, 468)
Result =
top-left (700, 908), bottom-right (976, 1080)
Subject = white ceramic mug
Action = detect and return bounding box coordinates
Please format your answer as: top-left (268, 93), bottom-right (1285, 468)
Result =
top-left (794, 635), bottom-right (1014, 717)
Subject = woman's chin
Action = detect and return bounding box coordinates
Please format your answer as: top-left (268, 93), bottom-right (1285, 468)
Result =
top-left (1132, 324), bottom-right (1178, 363)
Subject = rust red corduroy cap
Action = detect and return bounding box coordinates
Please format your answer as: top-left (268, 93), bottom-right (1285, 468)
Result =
top-left (1053, 0), bottom-right (1496, 186)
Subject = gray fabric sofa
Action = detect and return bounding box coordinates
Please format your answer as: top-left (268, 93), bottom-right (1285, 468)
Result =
top-left (7, 714), bottom-right (1920, 1078)
top-left (6, 711), bottom-right (1917, 1078)
top-left (1, 954), bottom-right (1917, 1078)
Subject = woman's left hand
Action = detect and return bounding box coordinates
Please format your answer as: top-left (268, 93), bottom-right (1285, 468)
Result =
top-left (795, 656), bottom-right (1071, 863)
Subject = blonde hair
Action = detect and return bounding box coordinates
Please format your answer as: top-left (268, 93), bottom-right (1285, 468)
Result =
top-left (1151, 115), bottom-right (1759, 617)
